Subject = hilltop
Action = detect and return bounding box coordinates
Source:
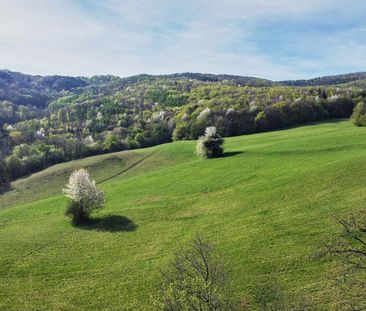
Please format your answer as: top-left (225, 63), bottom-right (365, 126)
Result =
top-left (2, 69), bottom-right (366, 104)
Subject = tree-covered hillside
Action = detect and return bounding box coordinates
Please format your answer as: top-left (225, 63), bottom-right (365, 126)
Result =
top-left (1, 70), bottom-right (366, 185)
top-left (281, 72), bottom-right (366, 86)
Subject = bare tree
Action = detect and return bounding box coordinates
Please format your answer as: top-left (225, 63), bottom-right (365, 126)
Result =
top-left (153, 235), bottom-right (234, 311)
top-left (327, 209), bottom-right (366, 270)
top-left (326, 209), bottom-right (366, 310)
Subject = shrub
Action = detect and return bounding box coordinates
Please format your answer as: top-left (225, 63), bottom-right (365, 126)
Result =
top-left (351, 102), bottom-right (366, 126)
top-left (63, 169), bottom-right (105, 224)
top-left (196, 126), bottom-right (224, 158)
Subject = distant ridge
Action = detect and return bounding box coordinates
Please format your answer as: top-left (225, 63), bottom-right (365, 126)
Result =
top-left (1, 69), bottom-right (366, 93)
top-left (280, 72), bottom-right (366, 86)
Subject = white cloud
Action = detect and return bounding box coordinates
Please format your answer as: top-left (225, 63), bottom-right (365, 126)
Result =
top-left (0, 0), bottom-right (365, 79)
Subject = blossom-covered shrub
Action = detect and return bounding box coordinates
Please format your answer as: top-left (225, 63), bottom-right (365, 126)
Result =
top-left (63, 169), bottom-right (105, 224)
top-left (195, 126), bottom-right (224, 158)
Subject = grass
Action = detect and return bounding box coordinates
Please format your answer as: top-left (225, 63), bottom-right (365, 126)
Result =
top-left (1, 119), bottom-right (366, 310)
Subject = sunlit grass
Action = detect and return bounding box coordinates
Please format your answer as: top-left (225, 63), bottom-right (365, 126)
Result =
top-left (1, 120), bottom-right (366, 310)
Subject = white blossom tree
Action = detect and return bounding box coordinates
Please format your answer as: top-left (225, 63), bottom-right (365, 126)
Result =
top-left (195, 126), bottom-right (224, 158)
top-left (63, 169), bottom-right (105, 224)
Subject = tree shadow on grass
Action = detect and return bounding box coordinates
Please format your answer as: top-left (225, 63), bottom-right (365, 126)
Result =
top-left (76, 215), bottom-right (137, 232)
top-left (222, 151), bottom-right (243, 158)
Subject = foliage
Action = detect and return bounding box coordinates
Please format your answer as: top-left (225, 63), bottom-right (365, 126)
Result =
top-left (351, 101), bottom-right (366, 126)
top-left (4, 154), bottom-right (24, 180)
top-left (63, 169), bottom-right (105, 224)
top-left (196, 126), bottom-right (224, 158)
top-left (1, 69), bottom-right (365, 183)
top-left (153, 236), bottom-right (234, 311)
top-left (281, 72), bottom-right (366, 86)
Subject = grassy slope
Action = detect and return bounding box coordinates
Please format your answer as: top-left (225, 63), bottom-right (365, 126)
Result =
top-left (1, 120), bottom-right (366, 310)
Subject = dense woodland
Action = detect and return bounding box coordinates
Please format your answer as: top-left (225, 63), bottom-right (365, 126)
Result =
top-left (1, 69), bottom-right (366, 185)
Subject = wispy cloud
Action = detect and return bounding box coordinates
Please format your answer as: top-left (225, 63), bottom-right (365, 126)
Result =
top-left (0, 0), bottom-right (365, 79)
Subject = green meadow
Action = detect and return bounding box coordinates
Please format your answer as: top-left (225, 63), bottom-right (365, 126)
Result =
top-left (1, 120), bottom-right (365, 310)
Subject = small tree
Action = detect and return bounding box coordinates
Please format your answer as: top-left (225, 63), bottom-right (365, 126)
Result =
top-left (153, 235), bottom-right (234, 310)
top-left (196, 126), bottom-right (224, 158)
top-left (63, 169), bottom-right (105, 224)
top-left (351, 102), bottom-right (366, 126)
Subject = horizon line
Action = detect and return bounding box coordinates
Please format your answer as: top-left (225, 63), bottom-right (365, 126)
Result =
top-left (1, 68), bottom-right (366, 83)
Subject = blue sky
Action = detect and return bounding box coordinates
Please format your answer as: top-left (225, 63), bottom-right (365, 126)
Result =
top-left (0, 0), bottom-right (365, 80)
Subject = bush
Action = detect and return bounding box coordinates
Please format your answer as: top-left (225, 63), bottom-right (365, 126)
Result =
top-left (196, 126), bottom-right (224, 158)
top-left (63, 169), bottom-right (105, 224)
top-left (351, 102), bottom-right (366, 126)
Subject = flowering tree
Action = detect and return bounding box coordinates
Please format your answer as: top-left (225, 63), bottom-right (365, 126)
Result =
top-left (63, 169), bottom-right (105, 224)
top-left (195, 126), bottom-right (224, 158)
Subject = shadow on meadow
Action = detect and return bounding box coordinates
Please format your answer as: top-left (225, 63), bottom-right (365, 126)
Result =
top-left (222, 151), bottom-right (243, 158)
top-left (76, 215), bottom-right (137, 232)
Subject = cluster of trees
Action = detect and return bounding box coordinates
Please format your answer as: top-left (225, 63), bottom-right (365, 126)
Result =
top-left (1, 142), bottom-right (64, 181)
top-left (1, 70), bottom-right (366, 187)
top-left (0, 100), bottom-right (43, 125)
top-left (173, 85), bottom-right (360, 140)
top-left (282, 72), bottom-right (366, 86)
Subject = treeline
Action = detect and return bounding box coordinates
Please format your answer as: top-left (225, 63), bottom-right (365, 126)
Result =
top-left (0, 100), bottom-right (44, 125)
top-left (1, 72), bottom-right (366, 187)
top-left (173, 91), bottom-right (356, 140)
top-left (282, 72), bottom-right (366, 86)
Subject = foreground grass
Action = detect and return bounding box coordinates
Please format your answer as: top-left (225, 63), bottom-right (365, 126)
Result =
top-left (1, 120), bottom-right (366, 310)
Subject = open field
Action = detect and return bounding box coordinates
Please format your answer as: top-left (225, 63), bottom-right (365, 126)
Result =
top-left (1, 120), bottom-right (366, 310)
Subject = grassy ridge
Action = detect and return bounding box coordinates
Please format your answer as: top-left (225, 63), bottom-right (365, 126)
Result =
top-left (1, 120), bottom-right (366, 310)
top-left (0, 145), bottom-right (194, 210)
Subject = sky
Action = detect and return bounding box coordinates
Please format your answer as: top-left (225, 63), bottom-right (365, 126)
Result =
top-left (0, 0), bottom-right (365, 80)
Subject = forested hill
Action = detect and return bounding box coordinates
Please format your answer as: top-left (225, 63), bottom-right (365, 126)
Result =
top-left (281, 72), bottom-right (366, 86)
top-left (0, 70), bottom-right (119, 107)
top-left (0, 70), bottom-right (274, 105)
top-left (1, 69), bottom-right (366, 108)
top-left (1, 69), bottom-right (366, 186)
